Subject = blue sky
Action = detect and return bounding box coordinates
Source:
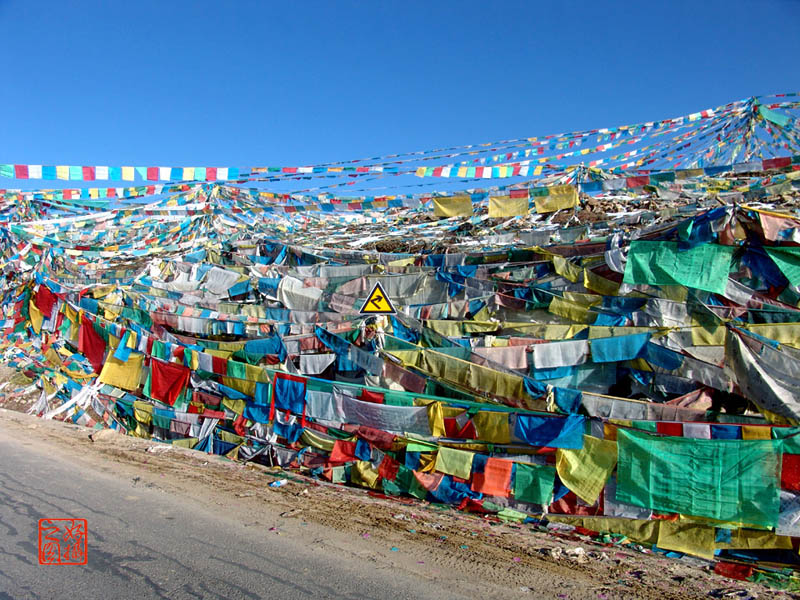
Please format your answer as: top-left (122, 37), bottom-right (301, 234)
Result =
top-left (2, 0), bottom-right (798, 169)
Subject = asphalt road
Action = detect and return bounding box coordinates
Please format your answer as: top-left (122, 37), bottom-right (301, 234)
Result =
top-left (0, 429), bottom-right (467, 600)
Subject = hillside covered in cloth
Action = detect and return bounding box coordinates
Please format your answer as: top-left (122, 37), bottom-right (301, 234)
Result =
top-left (4, 93), bottom-right (800, 589)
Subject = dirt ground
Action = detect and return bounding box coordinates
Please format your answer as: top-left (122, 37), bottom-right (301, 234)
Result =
top-left (0, 404), bottom-right (793, 600)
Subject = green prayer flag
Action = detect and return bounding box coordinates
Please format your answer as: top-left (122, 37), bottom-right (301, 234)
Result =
top-left (765, 247), bottom-right (800, 286)
top-left (151, 340), bottom-right (167, 360)
top-left (616, 429), bottom-right (781, 528)
top-left (395, 465), bottom-right (427, 499)
top-left (623, 240), bottom-right (733, 294)
top-left (759, 105), bottom-right (791, 129)
top-left (226, 359), bottom-right (247, 380)
top-left (772, 426), bottom-right (800, 454)
top-left (632, 420), bottom-right (658, 432)
top-left (152, 413), bottom-right (171, 429)
top-left (513, 463), bottom-right (555, 504)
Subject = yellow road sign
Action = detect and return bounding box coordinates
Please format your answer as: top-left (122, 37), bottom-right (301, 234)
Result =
top-left (359, 282), bottom-right (396, 314)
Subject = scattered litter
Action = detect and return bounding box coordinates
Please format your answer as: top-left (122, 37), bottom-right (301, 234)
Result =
top-left (565, 547), bottom-right (587, 563)
top-left (145, 445), bottom-right (171, 454)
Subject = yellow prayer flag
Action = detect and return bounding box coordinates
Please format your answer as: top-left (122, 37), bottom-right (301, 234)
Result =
top-left (301, 429), bottom-right (337, 452)
top-left (417, 452), bottom-right (437, 473)
top-left (427, 401), bottom-right (447, 437)
top-left (741, 425), bottom-right (772, 440)
top-left (28, 300), bottom-right (43, 334)
top-left (433, 195), bottom-right (472, 217)
top-left (133, 400), bottom-right (153, 425)
top-left (556, 435), bottom-right (617, 504)
top-left (691, 325), bottom-right (727, 346)
top-left (434, 446), bottom-right (475, 479)
top-left (584, 268), bottom-right (621, 296)
top-left (189, 349), bottom-right (200, 371)
top-left (548, 296), bottom-right (592, 323)
top-left (56, 166), bottom-right (69, 180)
top-left (744, 323), bottom-right (800, 349)
top-left (221, 396), bottom-right (246, 415)
top-left (488, 195), bottom-right (528, 217)
top-left (425, 319), bottom-right (462, 337)
top-left (218, 430), bottom-right (245, 445)
top-left (563, 291), bottom-right (602, 307)
top-left (603, 419), bottom-right (631, 441)
top-left (657, 521), bottom-right (715, 560)
top-left (121, 166), bottom-right (134, 181)
top-left (98, 353), bottom-right (144, 391)
top-left (172, 437), bottom-right (199, 449)
top-left (351, 461), bottom-right (382, 489)
top-left (552, 255), bottom-right (582, 282)
top-left (45, 347), bottom-right (63, 368)
top-left (472, 411), bottom-right (511, 444)
top-left (225, 445), bottom-right (242, 461)
top-left (534, 185), bottom-right (579, 213)
top-left (715, 527), bottom-right (793, 550)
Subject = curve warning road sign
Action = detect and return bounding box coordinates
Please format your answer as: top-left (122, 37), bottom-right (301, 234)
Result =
top-left (359, 282), bottom-right (396, 315)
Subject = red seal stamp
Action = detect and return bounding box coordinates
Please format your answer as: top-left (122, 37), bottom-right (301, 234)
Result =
top-left (38, 518), bottom-right (88, 565)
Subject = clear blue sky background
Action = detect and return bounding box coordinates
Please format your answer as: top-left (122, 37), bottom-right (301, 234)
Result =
top-left (2, 0), bottom-right (798, 169)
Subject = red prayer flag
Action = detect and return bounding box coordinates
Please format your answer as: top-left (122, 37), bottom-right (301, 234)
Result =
top-left (78, 315), bottom-right (106, 374)
top-left (378, 455), bottom-right (400, 481)
top-left (34, 285), bottom-right (58, 316)
top-left (149, 358), bottom-right (191, 406)
top-left (360, 389), bottom-right (384, 404)
top-left (763, 157), bottom-right (791, 170)
top-left (656, 422), bottom-right (683, 437)
top-left (329, 440), bottom-right (357, 464)
top-left (713, 561), bottom-right (754, 581)
top-left (781, 453), bottom-right (800, 491)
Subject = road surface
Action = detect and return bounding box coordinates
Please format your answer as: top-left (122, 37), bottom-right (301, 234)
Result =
top-left (0, 425), bottom-right (474, 600)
